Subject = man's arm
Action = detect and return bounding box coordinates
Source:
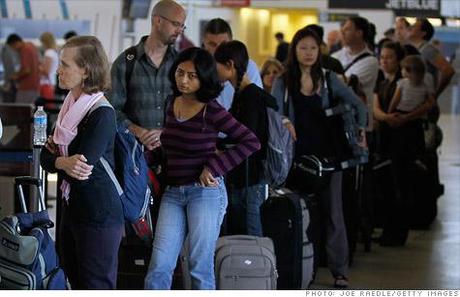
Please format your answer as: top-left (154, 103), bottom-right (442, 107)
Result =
top-left (431, 54), bottom-right (455, 98)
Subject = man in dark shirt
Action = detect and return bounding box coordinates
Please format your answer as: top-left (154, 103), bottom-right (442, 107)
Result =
top-left (108, 0), bottom-right (186, 151)
top-left (305, 24), bottom-right (345, 76)
top-left (274, 32), bottom-right (289, 63)
top-left (408, 18), bottom-right (455, 99)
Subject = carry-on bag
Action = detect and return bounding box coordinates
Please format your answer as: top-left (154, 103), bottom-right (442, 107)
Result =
top-left (214, 235), bottom-right (277, 290)
top-left (0, 177), bottom-right (67, 290)
top-left (261, 188), bottom-right (314, 289)
top-left (286, 155), bottom-right (335, 195)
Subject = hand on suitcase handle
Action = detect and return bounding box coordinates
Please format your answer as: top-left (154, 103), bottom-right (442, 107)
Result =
top-left (55, 154), bottom-right (93, 180)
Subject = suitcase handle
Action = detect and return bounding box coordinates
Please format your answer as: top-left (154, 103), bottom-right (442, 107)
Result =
top-left (14, 176), bottom-right (46, 213)
top-left (15, 176), bottom-right (42, 187)
top-left (222, 235), bottom-right (261, 242)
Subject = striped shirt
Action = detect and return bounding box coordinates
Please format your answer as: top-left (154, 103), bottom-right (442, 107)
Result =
top-left (107, 36), bottom-right (177, 129)
top-left (161, 99), bottom-right (261, 186)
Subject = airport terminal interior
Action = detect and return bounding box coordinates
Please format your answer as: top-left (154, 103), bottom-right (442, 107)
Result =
top-left (0, 0), bottom-right (460, 290)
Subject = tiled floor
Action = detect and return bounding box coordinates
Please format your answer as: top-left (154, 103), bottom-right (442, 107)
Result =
top-left (313, 114), bottom-right (460, 289)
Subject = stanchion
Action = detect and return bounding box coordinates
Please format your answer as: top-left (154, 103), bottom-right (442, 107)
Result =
top-left (31, 145), bottom-right (45, 213)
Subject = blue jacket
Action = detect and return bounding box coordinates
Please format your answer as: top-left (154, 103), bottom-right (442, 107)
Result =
top-left (271, 70), bottom-right (367, 129)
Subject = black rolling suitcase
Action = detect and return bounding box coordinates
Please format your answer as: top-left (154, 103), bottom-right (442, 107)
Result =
top-left (116, 209), bottom-right (154, 289)
top-left (261, 188), bottom-right (313, 289)
top-left (410, 153), bottom-right (439, 229)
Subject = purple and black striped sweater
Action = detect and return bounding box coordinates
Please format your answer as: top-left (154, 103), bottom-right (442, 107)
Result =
top-left (161, 99), bottom-right (261, 186)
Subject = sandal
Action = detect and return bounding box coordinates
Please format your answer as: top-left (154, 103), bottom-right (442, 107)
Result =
top-left (334, 275), bottom-right (349, 288)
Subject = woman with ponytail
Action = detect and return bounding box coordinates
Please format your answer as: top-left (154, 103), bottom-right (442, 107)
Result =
top-left (214, 40), bottom-right (278, 237)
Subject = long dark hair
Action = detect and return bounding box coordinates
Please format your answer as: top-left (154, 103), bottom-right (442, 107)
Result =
top-left (214, 40), bottom-right (249, 96)
top-left (284, 28), bottom-right (323, 96)
top-left (169, 47), bottom-right (223, 103)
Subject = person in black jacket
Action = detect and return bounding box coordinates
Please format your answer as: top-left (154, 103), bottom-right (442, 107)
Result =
top-left (214, 40), bottom-right (278, 236)
top-left (40, 36), bottom-right (123, 289)
top-left (275, 32), bottom-right (289, 64)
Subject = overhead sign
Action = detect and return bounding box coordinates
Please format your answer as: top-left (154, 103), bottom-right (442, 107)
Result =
top-left (319, 12), bottom-right (358, 23)
top-left (0, 0), bottom-right (7, 18)
top-left (23, 0), bottom-right (32, 19)
top-left (59, 0), bottom-right (69, 20)
top-left (387, 0), bottom-right (441, 17)
top-left (329, 0), bottom-right (440, 17)
top-left (328, 0), bottom-right (386, 9)
top-left (220, 0), bottom-right (251, 7)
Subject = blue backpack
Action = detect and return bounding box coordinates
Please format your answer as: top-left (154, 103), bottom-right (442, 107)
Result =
top-left (89, 100), bottom-right (151, 223)
top-left (0, 211), bottom-right (68, 289)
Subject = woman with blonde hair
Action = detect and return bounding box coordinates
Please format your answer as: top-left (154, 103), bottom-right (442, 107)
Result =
top-left (39, 32), bottom-right (59, 99)
top-left (40, 36), bottom-right (123, 289)
top-left (260, 58), bottom-right (283, 93)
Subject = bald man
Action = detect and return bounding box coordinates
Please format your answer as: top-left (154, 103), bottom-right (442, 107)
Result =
top-left (108, 0), bottom-right (186, 150)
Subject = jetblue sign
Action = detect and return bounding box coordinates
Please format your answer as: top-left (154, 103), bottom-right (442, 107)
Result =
top-left (329, 0), bottom-right (440, 17)
top-left (386, 0), bottom-right (440, 17)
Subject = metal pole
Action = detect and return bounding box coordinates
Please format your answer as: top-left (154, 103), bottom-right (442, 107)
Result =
top-left (32, 145), bottom-right (45, 212)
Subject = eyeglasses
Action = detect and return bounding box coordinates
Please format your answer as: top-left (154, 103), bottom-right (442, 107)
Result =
top-left (157, 15), bottom-right (186, 31)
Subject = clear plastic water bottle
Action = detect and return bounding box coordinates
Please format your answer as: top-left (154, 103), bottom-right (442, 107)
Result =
top-left (33, 106), bottom-right (47, 146)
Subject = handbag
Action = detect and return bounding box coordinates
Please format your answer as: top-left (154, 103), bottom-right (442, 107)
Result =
top-left (286, 155), bottom-right (335, 194)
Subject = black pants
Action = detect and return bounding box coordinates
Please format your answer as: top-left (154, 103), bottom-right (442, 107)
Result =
top-left (59, 205), bottom-right (123, 289)
top-left (381, 120), bottom-right (424, 245)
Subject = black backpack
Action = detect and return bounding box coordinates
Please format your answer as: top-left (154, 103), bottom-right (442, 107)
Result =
top-left (323, 70), bottom-right (369, 170)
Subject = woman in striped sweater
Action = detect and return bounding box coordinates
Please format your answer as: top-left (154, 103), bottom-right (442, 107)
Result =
top-left (144, 47), bottom-right (261, 290)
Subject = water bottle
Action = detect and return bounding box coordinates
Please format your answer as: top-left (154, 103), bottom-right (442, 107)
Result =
top-left (33, 106), bottom-right (47, 146)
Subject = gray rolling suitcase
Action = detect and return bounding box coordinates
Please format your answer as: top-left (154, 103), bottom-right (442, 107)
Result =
top-left (214, 235), bottom-right (277, 290)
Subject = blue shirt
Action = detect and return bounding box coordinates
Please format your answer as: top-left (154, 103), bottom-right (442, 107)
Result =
top-left (217, 59), bottom-right (262, 110)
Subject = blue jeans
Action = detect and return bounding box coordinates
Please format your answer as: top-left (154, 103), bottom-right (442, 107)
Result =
top-left (227, 183), bottom-right (266, 237)
top-left (144, 177), bottom-right (227, 290)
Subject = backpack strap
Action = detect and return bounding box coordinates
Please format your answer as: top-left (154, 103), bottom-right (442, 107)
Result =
top-left (100, 157), bottom-right (123, 196)
top-left (124, 46), bottom-right (137, 89)
top-left (283, 87), bottom-right (289, 117)
top-left (89, 97), bottom-right (113, 115)
top-left (343, 52), bottom-right (372, 72)
top-left (323, 69), bottom-right (336, 107)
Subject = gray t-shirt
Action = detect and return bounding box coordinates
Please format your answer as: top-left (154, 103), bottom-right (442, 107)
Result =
top-left (419, 42), bottom-right (440, 88)
top-left (396, 77), bottom-right (434, 112)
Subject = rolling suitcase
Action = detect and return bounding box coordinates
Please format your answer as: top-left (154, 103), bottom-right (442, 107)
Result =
top-left (116, 210), bottom-right (154, 289)
top-left (261, 188), bottom-right (314, 289)
top-left (214, 235), bottom-right (277, 290)
top-left (0, 177), bottom-right (67, 289)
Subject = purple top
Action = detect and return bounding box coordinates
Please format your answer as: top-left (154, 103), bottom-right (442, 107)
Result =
top-left (161, 99), bottom-right (261, 186)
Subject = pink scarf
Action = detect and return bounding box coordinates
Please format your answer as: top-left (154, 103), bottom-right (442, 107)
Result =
top-left (53, 91), bottom-right (104, 201)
